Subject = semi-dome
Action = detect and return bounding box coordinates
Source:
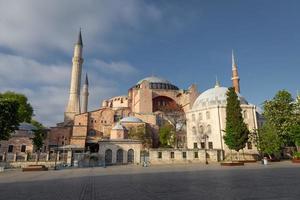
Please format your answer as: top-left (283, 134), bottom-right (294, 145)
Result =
top-left (19, 122), bottom-right (37, 131)
top-left (135, 76), bottom-right (179, 90)
top-left (192, 86), bottom-right (248, 110)
top-left (120, 116), bottom-right (143, 123)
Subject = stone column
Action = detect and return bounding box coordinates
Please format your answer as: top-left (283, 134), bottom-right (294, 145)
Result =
top-left (46, 152), bottom-right (49, 161)
top-left (13, 153), bottom-right (17, 162)
top-left (67, 150), bottom-right (72, 166)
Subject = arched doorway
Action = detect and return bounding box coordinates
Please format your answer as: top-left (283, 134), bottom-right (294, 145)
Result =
top-left (127, 149), bottom-right (134, 163)
top-left (116, 149), bottom-right (123, 164)
top-left (105, 149), bottom-right (112, 164)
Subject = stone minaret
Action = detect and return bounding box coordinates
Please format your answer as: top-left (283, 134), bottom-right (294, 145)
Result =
top-left (81, 73), bottom-right (89, 113)
top-left (231, 50), bottom-right (240, 93)
top-left (64, 30), bottom-right (84, 122)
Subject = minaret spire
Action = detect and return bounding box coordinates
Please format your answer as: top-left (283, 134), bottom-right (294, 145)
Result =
top-left (231, 50), bottom-right (240, 93)
top-left (82, 73), bottom-right (89, 113)
top-left (215, 75), bottom-right (220, 88)
top-left (64, 30), bottom-right (84, 122)
top-left (77, 28), bottom-right (83, 46)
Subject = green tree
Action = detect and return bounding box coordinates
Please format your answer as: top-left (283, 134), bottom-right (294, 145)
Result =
top-left (157, 101), bottom-right (186, 148)
top-left (128, 125), bottom-right (152, 148)
top-left (0, 91), bottom-right (33, 122)
top-left (159, 122), bottom-right (174, 147)
top-left (31, 120), bottom-right (47, 163)
top-left (0, 100), bottom-right (20, 140)
top-left (263, 90), bottom-right (295, 146)
top-left (257, 123), bottom-right (282, 159)
top-left (223, 87), bottom-right (250, 160)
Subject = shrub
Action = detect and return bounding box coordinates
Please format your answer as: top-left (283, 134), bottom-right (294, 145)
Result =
top-left (293, 152), bottom-right (300, 159)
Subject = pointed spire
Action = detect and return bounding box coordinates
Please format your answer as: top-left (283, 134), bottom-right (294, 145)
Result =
top-left (84, 73), bottom-right (89, 85)
top-left (215, 76), bottom-right (220, 88)
top-left (77, 28), bottom-right (83, 45)
top-left (232, 49), bottom-right (236, 69)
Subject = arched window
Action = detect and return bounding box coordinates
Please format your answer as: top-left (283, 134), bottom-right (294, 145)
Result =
top-left (105, 149), bottom-right (112, 164)
top-left (192, 126), bottom-right (196, 135)
top-left (207, 125), bottom-right (211, 134)
top-left (206, 111), bottom-right (210, 120)
top-left (243, 110), bottom-right (248, 119)
top-left (128, 149), bottom-right (134, 163)
top-left (192, 114), bottom-right (195, 122)
top-left (198, 125), bottom-right (204, 134)
top-left (116, 149), bottom-right (123, 164)
top-left (198, 113), bottom-right (203, 121)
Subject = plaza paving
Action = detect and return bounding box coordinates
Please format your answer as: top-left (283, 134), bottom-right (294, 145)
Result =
top-left (0, 161), bottom-right (300, 200)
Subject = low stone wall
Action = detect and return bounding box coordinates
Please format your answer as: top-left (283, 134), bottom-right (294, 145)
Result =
top-left (0, 161), bottom-right (63, 169)
top-left (149, 148), bottom-right (222, 165)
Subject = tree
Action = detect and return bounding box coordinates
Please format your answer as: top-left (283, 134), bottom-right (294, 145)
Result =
top-left (0, 91), bottom-right (33, 122)
top-left (159, 122), bottom-right (174, 147)
top-left (263, 90), bottom-right (295, 146)
top-left (128, 125), bottom-right (152, 148)
top-left (0, 100), bottom-right (20, 140)
top-left (290, 123), bottom-right (300, 151)
top-left (223, 87), bottom-right (250, 160)
top-left (257, 123), bottom-right (282, 159)
top-left (156, 101), bottom-right (186, 148)
top-left (31, 120), bottom-right (47, 163)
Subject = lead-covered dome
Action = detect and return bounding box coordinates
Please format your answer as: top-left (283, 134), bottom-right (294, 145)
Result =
top-left (120, 116), bottom-right (143, 123)
top-left (135, 76), bottom-right (179, 90)
top-left (192, 86), bottom-right (248, 110)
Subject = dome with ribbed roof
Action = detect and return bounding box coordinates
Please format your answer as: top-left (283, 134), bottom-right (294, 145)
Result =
top-left (135, 76), bottom-right (179, 90)
top-left (120, 116), bottom-right (143, 123)
top-left (192, 86), bottom-right (248, 110)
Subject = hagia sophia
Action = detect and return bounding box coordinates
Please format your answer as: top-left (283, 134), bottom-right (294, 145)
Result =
top-left (46, 31), bottom-right (263, 165)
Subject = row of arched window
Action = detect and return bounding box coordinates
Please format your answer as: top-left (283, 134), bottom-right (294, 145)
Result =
top-left (192, 124), bottom-right (211, 135)
top-left (191, 111), bottom-right (210, 122)
top-left (191, 110), bottom-right (248, 122)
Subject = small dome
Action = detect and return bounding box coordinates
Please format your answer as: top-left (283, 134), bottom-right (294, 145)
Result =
top-left (120, 116), bottom-right (143, 123)
top-left (192, 86), bottom-right (248, 110)
top-left (19, 123), bottom-right (37, 131)
top-left (135, 76), bottom-right (179, 90)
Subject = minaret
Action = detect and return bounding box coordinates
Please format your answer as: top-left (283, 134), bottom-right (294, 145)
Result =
top-left (81, 73), bottom-right (89, 113)
top-left (64, 30), bottom-right (84, 122)
top-left (231, 50), bottom-right (240, 93)
top-left (215, 76), bottom-right (220, 88)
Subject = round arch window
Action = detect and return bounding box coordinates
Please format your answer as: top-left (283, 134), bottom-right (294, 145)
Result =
top-left (88, 130), bottom-right (96, 136)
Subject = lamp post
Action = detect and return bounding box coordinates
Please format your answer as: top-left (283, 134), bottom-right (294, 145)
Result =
top-left (54, 137), bottom-right (59, 170)
top-left (202, 134), bottom-right (209, 165)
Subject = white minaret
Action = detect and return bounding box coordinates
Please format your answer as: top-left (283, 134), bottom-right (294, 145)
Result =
top-left (64, 30), bottom-right (84, 122)
top-left (81, 73), bottom-right (89, 113)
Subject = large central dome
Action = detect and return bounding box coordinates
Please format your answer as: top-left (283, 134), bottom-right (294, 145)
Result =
top-left (135, 76), bottom-right (179, 90)
top-left (192, 86), bottom-right (248, 110)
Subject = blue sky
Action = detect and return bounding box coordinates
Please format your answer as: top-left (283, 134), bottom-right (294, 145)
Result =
top-left (0, 0), bottom-right (299, 126)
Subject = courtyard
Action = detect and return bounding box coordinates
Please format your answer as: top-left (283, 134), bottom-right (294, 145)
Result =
top-left (0, 162), bottom-right (300, 200)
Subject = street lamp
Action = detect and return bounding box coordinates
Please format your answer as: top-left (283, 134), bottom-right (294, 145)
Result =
top-left (54, 137), bottom-right (59, 170)
top-left (202, 134), bottom-right (209, 165)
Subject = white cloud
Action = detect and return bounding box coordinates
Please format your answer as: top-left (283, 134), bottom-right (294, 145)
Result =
top-left (0, 1), bottom-right (184, 126)
top-left (0, 53), bottom-right (137, 126)
top-left (0, 0), bottom-right (162, 57)
top-left (90, 59), bottom-right (139, 77)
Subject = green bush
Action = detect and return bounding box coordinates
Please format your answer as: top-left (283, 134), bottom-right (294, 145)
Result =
top-left (293, 152), bottom-right (300, 159)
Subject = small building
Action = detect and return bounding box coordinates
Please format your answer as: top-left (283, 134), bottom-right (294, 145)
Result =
top-left (98, 123), bottom-right (142, 165)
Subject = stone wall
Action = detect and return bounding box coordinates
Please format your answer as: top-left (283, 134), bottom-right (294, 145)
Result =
top-left (149, 148), bottom-right (222, 164)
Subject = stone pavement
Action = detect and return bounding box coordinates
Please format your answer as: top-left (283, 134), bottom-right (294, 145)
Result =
top-left (0, 161), bottom-right (299, 200)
